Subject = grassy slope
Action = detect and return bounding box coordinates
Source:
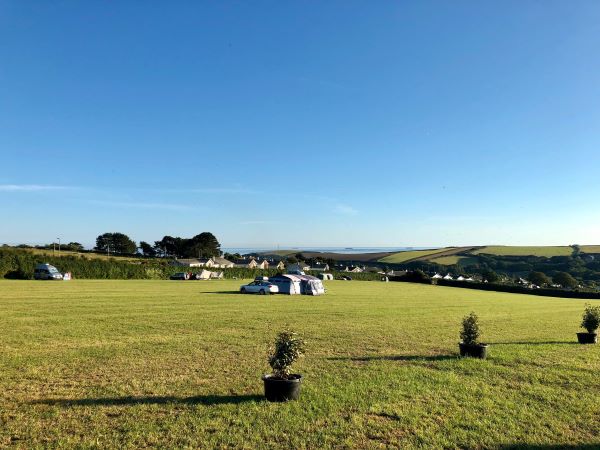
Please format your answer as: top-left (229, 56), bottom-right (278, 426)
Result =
top-left (472, 246), bottom-right (574, 257)
top-left (428, 255), bottom-right (478, 266)
top-left (581, 245), bottom-right (600, 254)
top-left (1, 280), bottom-right (599, 449)
top-left (20, 248), bottom-right (141, 262)
top-left (378, 248), bottom-right (449, 263)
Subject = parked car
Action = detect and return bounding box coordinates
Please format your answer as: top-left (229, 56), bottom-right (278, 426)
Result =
top-left (34, 263), bottom-right (63, 280)
top-left (170, 272), bottom-right (189, 280)
top-left (240, 280), bottom-right (279, 295)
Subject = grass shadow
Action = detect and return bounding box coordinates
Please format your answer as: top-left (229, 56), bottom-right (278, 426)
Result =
top-left (327, 354), bottom-right (457, 362)
top-left (497, 445), bottom-right (600, 450)
top-left (489, 341), bottom-right (578, 346)
top-left (33, 394), bottom-right (263, 407)
top-left (206, 291), bottom-right (244, 295)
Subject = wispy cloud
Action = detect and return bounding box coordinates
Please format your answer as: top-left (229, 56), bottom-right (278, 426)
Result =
top-left (334, 204), bottom-right (358, 216)
top-left (91, 200), bottom-right (197, 211)
top-left (0, 184), bottom-right (71, 192)
top-left (155, 187), bottom-right (259, 195)
top-left (240, 220), bottom-right (279, 225)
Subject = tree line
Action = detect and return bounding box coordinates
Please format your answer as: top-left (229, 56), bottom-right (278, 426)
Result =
top-left (94, 232), bottom-right (221, 258)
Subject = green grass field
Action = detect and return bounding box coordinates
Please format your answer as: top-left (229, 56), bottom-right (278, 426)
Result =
top-left (471, 246), bottom-right (574, 257)
top-left (378, 248), bottom-right (450, 264)
top-left (21, 247), bottom-right (141, 262)
top-left (428, 255), bottom-right (479, 266)
top-left (581, 245), bottom-right (600, 254)
top-left (1, 280), bottom-right (599, 449)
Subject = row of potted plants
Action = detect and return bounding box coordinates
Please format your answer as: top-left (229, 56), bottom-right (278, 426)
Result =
top-left (263, 304), bottom-right (600, 402)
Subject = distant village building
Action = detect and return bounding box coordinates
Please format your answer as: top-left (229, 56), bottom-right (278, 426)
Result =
top-left (288, 262), bottom-right (311, 273)
top-left (308, 263), bottom-right (330, 272)
top-left (172, 258), bottom-right (205, 268)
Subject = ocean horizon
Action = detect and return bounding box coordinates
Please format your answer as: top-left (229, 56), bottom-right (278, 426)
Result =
top-left (221, 246), bottom-right (433, 255)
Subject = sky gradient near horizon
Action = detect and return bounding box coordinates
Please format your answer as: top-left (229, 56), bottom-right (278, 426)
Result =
top-left (1, 1), bottom-right (600, 249)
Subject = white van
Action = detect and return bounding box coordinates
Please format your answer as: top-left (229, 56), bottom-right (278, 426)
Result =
top-left (34, 263), bottom-right (63, 280)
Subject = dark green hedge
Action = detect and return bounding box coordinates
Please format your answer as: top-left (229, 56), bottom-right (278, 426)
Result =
top-left (0, 248), bottom-right (382, 281)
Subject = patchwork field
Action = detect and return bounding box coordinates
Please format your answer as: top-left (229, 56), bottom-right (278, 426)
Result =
top-left (377, 248), bottom-right (451, 264)
top-left (472, 246), bottom-right (574, 257)
top-left (1, 280), bottom-right (599, 449)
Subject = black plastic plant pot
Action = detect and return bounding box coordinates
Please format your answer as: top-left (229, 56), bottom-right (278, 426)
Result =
top-left (459, 342), bottom-right (489, 359)
top-left (577, 332), bottom-right (598, 344)
top-left (262, 374), bottom-right (302, 402)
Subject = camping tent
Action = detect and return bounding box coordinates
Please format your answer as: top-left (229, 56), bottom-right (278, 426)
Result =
top-left (318, 273), bottom-right (334, 281)
top-left (210, 271), bottom-right (224, 279)
top-left (198, 269), bottom-right (213, 280)
top-left (268, 274), bottom-right (302, 295)
top-left (296, 274), bottom-right (325, 296)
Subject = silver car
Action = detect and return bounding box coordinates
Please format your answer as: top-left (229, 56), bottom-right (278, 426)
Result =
top-left (239, 280), bottom-right (279, 295)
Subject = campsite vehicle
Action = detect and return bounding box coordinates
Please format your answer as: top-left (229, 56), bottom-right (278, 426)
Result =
top-left (33, 263), bottom-right (63, 280)
top-left (269, 274), bottom-right (325, 295)
top-left (170, 272), bottom-right (189, 280)
top-left (240, 280), bottom-right (279, 295)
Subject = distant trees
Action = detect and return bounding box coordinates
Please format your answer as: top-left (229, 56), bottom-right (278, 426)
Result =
top-left (185, 232), bottom-right (221, 258)
top-left (95, 233), bottom-right (137, 255)
top-left (481, 269), bottom-right (499, 283)
top-left (528, 271), bottom-right (551, 287)
top-left (286, 256), bottom-right (298, 264)
top-left (152, 233), bottom-right (221, 258)
top-left (139, 241), bottom-right (157, 257)
top-left (64, 242), bottom-right (84, 252)
top-left (553, 271), bottom-right (578, 289)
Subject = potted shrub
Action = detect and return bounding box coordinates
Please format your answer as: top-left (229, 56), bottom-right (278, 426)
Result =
top-left (577, 303), bottom-right (600, 344)
top-left (262, 329), bottom-right (306, 402)
top-left (459, 312), bottom-right (488, 359)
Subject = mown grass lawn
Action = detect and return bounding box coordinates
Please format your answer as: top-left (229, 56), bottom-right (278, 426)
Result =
top-left (1, 280), bottom-right (599, 449)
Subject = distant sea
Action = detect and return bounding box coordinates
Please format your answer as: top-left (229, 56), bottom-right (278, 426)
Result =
top-left (222, 247), bottom-right (432, 255)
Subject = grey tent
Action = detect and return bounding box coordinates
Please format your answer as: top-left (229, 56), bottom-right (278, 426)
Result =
top-left (296, 274), bottom-right (325, 296)
top-left (268, 274), bottom-right (302, 295)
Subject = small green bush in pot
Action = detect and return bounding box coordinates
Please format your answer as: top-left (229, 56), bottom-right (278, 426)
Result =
top-left (459, 312), bottom-right (488, 359)
top-left (262, 329), bottom-right (306, 401)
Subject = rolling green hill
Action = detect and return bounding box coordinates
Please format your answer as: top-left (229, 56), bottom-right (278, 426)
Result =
top-left (471, 246), bottom-right (574, 257)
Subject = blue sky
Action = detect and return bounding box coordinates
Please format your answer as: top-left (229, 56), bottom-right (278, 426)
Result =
top-left (1, 1), bottom-right (600, 248)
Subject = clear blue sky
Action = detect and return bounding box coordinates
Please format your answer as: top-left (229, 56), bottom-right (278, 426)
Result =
top-left (1, 1), bottom-right (600, 249)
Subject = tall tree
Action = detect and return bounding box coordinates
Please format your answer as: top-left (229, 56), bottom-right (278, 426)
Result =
top-left (153, 236), bottom-right (183, 257)
top-left (139, 241), bottom-right (157, 257)
top-left (528, 271), bottom-right (550, 287)
top-left (95, 232), bottom-right (137, 255)
top-left (185, 232), bottom-right (221, 258)
top-left (552, 271), bottom-right (578, 289)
